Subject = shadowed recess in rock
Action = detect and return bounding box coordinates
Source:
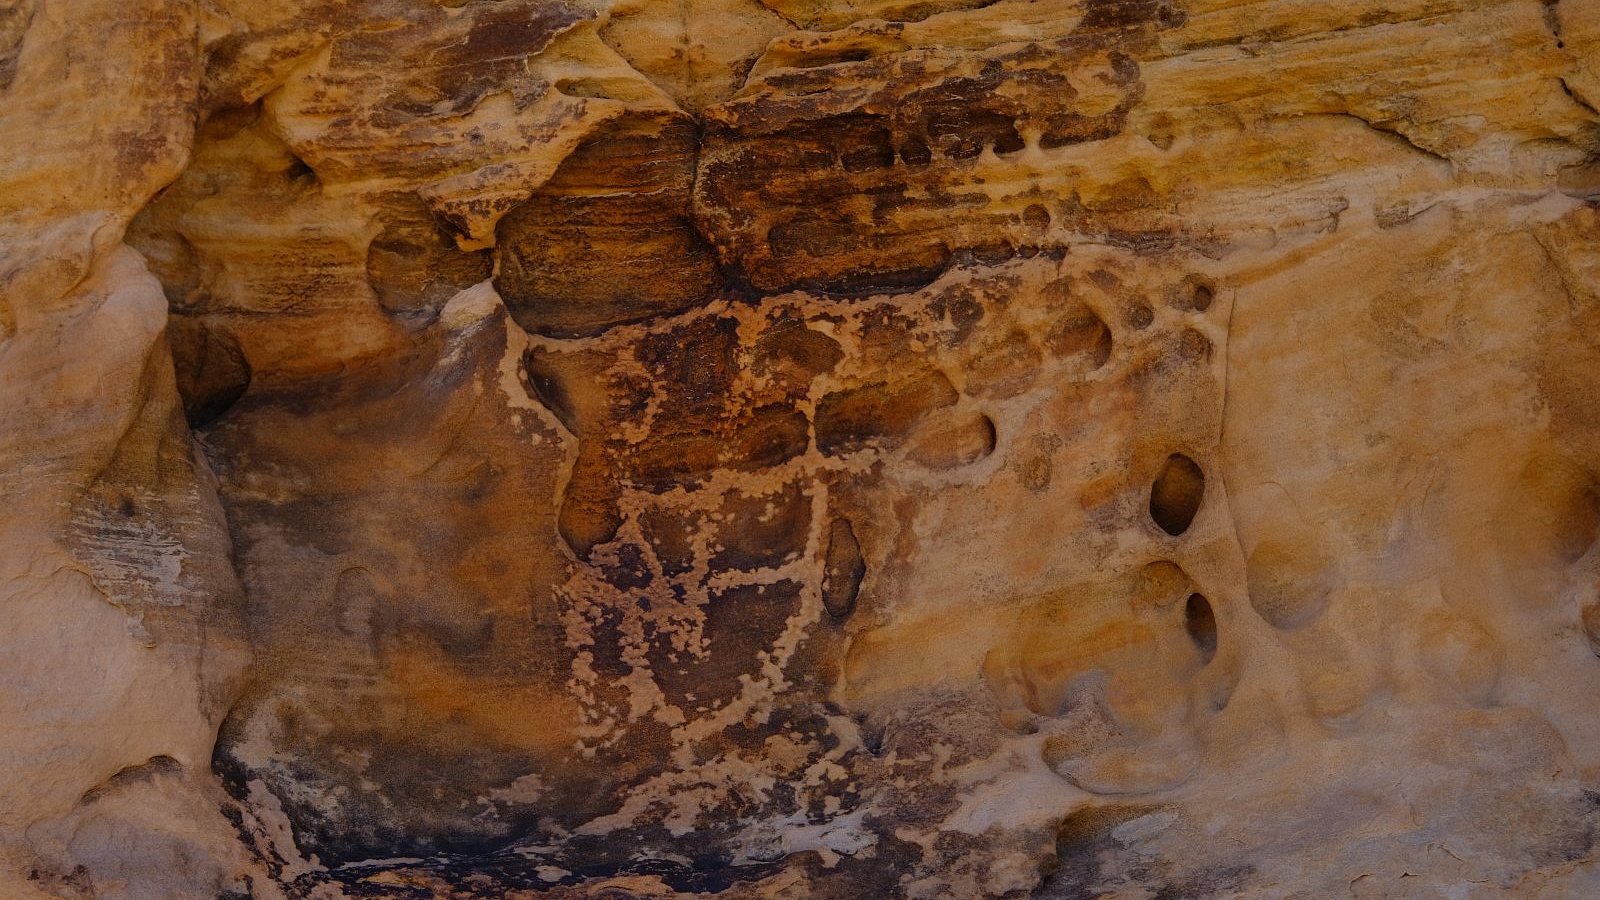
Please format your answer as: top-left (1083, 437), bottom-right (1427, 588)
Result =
top-left (1149, 452), bottom-right (1205, 536)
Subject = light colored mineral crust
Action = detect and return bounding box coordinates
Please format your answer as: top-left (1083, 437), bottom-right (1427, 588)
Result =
top-left (2, 0), bottom-right (1600, 897)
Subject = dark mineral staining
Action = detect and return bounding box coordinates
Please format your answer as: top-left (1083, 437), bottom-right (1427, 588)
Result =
top-left (839, 120), bottom-right (897, 172)
top-left (638, 506), bottom-right (699, 577)
top-left (650, 581), bottom-right (804, 709)
top-left (629, 404), bottom-right (811, 489)
top-left (637, 316), bottom-right (742, 411)
top-left (815, 368), bottom-right (959, 456)
top-left (0, 0), bottom-right (32, 94)
top-left (1149, 453), bottom-right (1205, 536)
top-left (822, 518), bottom-right (866, 620)
top-left (900, 137), bottom-right (933, 166)
top-left (694, 36), bottom-right (1151, 296)
top-left (762, 210), bottom-right (958, 297)
top-left (1080, 0), bottom-right (1182, 31)
top-left (495, 116), bottom-right (721, 337)
top-left (710, 483), bottom-right (813, 572)
top-left (909, 76), bottom-right (1029, 160)
top-left (1150, 864), bottom-right (1257, 900)
top-left (752, 316), bottom-right (845, 393)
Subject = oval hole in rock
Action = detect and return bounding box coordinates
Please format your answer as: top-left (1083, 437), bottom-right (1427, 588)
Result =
top-left (1149, 453), bottom-right (1205, 536)
top-left (1171, 276), bottom-right (1215, 313)
top-left (1185, 593), bottom-right (1217, 665)
top-left (1047, 304), bottom-right (1113, 371)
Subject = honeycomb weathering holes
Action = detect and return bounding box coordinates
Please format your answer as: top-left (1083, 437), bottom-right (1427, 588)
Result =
top-left (1149, 452), bottom-right (1205, 536)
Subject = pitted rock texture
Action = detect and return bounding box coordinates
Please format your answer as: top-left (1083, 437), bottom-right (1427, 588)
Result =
top-left (3, 0), bottom-right (1600, 897)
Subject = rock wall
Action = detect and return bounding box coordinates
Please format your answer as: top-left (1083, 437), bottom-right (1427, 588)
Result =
top-left (2, 0), bottom-right (1600, 897)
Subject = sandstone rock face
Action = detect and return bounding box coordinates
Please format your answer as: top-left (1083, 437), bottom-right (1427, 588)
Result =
top-left (3, 0), bottom-right (1600, 897)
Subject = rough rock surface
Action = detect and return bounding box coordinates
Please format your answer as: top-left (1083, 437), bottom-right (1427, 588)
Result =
top-left (3, 0), bottom-right (1600, 896)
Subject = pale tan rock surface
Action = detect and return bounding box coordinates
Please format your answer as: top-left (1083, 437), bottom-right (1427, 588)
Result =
top-left (2, 0), bottom-right (1600, 897)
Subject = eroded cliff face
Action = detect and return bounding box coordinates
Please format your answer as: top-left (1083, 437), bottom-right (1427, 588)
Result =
top-left (3, 0), bottom-right (1600, 897)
